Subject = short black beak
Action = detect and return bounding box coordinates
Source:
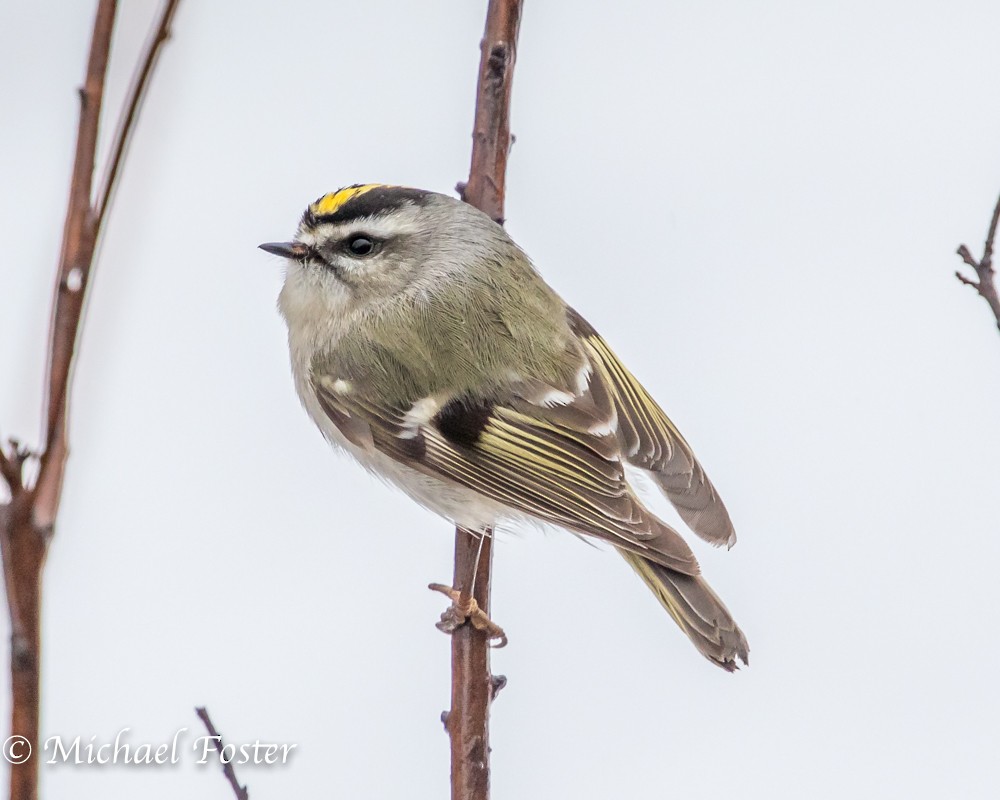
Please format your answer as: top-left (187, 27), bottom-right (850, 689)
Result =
top-left (258, 241), bottom-right (309, 259)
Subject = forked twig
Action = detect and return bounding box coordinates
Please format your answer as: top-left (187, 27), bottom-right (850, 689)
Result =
top-left (955, 192), bottom-right (1000, 334)
top-left (0, 3), bottom-right (182, 798)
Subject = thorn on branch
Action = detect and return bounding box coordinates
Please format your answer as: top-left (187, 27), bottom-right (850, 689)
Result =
top-left (490, 674), bottom-right (507, 702)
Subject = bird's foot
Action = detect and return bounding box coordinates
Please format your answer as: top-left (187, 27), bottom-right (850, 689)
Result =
top-left (428, 583), bottom-right (507, 648)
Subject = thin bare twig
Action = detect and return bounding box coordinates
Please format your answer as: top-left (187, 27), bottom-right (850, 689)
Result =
top-left (35, 0), bottom-right (183, 529)
top-left (0, 3), bottom-right (182, 798)
top-left (955, 192), bottom-right (1000, 334)
top-left (195, 707), bottom-right (250, 800)
top-left (95, 0), bottom-right (183, 225)
top-left (445, 3), bottom-right (523, 800)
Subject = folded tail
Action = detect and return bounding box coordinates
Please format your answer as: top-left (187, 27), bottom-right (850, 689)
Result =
top-left (619, 549), bottom-right (749, 671)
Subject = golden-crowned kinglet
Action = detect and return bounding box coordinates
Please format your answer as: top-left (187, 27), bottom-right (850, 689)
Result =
top-left (261, 184), bottom-right (748, 670)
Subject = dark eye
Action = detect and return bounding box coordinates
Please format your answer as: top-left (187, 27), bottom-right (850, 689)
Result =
top-left (347, 235), bottom-right (375, 256)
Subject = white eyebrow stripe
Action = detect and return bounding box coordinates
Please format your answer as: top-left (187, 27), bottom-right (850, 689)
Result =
top-left (338, 217), bottom-right (423, 238)
top-left (308, 211), bottom-right (423, 242)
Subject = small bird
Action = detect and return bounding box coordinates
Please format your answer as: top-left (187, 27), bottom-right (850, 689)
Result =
top-left (261, 184), bottom-right (748, 670)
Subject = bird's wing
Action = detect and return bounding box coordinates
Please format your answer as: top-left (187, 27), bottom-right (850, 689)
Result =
top-left (566, 309), bottom-right (736, 548)
top-left (312, 373), bottom-right (700, 575)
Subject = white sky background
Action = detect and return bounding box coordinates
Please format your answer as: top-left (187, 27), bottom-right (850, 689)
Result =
top-left (2, 1), bottom-right (999, 797)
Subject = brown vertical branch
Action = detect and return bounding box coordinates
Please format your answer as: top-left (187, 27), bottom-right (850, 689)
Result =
top-left (443, 529), bottom-right (496, 800)
top-left (446, 3), bottom-right (523, 800)
top-left (955, 192), bottom-right (1000, 335)
top-left (458, 1), bottom-right (523, 225)
top-left (0, 8), bottom-right (118, 798)
top-left (0, 3), bottom-right (182, 799)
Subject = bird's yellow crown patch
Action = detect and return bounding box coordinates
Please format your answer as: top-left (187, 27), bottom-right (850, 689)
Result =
top-left (310, 184), bottom-right (385, 217)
